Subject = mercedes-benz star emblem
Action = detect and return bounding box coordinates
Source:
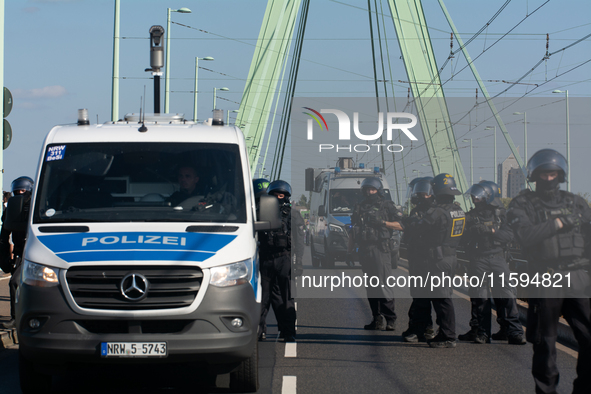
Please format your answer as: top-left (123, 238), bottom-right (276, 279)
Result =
top-left (120, 273), bottom-right (149, 301)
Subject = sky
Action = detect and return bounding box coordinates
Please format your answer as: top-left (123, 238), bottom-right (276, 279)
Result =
top-left (1, 0), bottom-right (590, 199)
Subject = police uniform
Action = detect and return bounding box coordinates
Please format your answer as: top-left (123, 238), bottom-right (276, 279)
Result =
top-left (462, 186), bottom-right (523, 344)
top-left (507, 149), bottom-right (591, 393)
top-left (258, 180), bottom-right (304, 342)
top-left (351, 182), bottom-right (401, 330)
top-left (422, 174), bottom-right (465, 347)
top-left (0, 177), bottom-right (34, 327)
top-left (253, 178), bottom-right (282, 340)
top-left (401, 179), bottom-right (435, 342)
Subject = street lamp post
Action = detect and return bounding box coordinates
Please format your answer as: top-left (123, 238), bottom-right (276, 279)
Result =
top-left (193, 56), bottom-right (214, 122)
top-left (513, 111), bottom-right (527, 189)
top-left (227, 109), bottom-right (239, 125)
top-left (213, 87), bottom-right (229, 110)
top-left (164, 7), bottom-right (191, 114)
top-left (553, 90), bottom-right (570, 192)
top-left (463, 139), bottom-right (473, 185)
top-left (111, 0), bottom-right (120, 122)
top-left (485, 126), bottom-right (497, 184)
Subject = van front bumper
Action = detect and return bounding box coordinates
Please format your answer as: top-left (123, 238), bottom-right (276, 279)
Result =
top-left (17, 282), bottom-right (260, 372)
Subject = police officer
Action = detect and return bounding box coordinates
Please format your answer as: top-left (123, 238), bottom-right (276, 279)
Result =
top-left (401, 177), bottom-right (437, 342)
top-left (478, 180), bottom-right (512, 340)
top-left (421, 173), bottom-right (465, 348)
top-left (254, 178), bottom-right (278, 341)
top-left (507, 149), bottom-right (591, 393)
top-left (0, 176), bottom-right (34, 329)
top-left (458, 181), bottom-right (525, 344)
top-left (258, 180), bottom-right (304, 342)
top-left (350, 178), bottom-right (403, 331)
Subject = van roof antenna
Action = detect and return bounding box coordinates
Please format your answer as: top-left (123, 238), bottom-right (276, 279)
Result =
top-left (139, 86), bottom-right (148, 132)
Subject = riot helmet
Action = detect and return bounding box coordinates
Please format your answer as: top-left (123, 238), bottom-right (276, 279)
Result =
top-left (411, 179), bottom-right (434, 205)
top-left (479, 180), bottom-right (501, 199)
top-left (11, 176), bottom-right (34, 195)
top-left (465, 183), bottom-right (493, 205)
top-left (431, 173), bottom-right (461, 196)
top-left (406, 177), bottom-right (422, 199)
top-left (267, 180), bottom-right (292, 198)
top-left (253, 178), bottom-right (270, 199)
top-left (526, 149), bottom-right (567, 183)
top-left (361, 177), bottom-right (383, 195)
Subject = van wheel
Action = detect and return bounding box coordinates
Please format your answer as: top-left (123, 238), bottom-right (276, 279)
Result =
top-left (230, 342), bottom-right (259, 393)
top-left (391, 251), bottom-right (399, 269)
top-left (19, 352), bottom-right (52, 393)
top-left (310, 242), bottom-right (321, 268)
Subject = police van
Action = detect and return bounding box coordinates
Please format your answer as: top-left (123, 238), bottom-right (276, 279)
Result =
top-left (12, 110), bottom-right (279, 393)
top-left (305, 158), bottom-right (400, 268)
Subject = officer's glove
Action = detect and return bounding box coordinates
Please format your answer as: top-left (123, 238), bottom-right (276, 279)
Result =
top-left (558, 214), bottom-right (581, 232)
top-left (0, 256), bottom-right (15, 275)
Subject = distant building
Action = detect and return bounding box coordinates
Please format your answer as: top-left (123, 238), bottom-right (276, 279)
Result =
top-left (498, 154), bottom-right (525, 198)
top-left (507, 167), bottom-right (525, 198)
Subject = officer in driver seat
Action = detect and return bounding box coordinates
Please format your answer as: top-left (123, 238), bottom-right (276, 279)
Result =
top-left (167, 165), bottom-right (202, 206)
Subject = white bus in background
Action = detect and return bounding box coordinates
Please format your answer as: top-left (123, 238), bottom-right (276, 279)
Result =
top-left (305, 158), bottom-right (401, 269)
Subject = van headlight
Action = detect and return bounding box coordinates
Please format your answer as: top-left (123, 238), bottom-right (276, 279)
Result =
top-left (22, 260), bottom-right (60, 287)
top-left (329, 224), bottom-right (345, 233)
top-left (209, 259), bottom-right (251, 287)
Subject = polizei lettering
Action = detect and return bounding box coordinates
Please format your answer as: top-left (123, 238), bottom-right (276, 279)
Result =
top-left (450, 211), bottom-right (465, 219)
top-left (82, 235), bottom-right (188, 247)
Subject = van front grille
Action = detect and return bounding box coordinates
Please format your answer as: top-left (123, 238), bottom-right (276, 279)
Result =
top-left (65, 266), bottom-right (203, 310)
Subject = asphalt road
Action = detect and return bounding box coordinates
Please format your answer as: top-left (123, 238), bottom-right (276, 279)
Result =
top-left (0, 248), bottom-right (582, 393)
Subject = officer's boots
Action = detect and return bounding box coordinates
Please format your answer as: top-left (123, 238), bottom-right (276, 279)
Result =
top-left (364, 315), bottom-right (386, 330)
top-left (458, 327), bottom-right (478, 341)
top-left (491, 328), bottom-right (508, 340)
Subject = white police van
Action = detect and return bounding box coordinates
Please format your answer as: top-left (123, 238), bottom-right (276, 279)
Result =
top-left (306, 158), bottom-right (400, 268)
top-left (14, 110), bottom-right (279, 393)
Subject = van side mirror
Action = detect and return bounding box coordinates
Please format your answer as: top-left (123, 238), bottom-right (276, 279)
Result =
top-left (255, 195), bottom-right (281, 231)
top-left (305, 168), bottom-right (314, 191)
top-left (318, 205), bottom-right (326, 217)
top-left (4, 195), bottom-right (28, 232)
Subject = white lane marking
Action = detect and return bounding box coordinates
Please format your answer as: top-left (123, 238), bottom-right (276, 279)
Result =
top-left (285, 342), bottom-right (297, 357)
top-left (399, 259), bottom-right (578, 358)
top-left (282, 376), bottom-right (297, 394)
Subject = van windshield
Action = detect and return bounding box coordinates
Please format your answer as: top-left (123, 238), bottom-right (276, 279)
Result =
top-left (330, 189), bottom-right (361, 213)
top-left (330, 188), bottom-right (392, 214)
top-left (33, 142), bottom-right (246, 224)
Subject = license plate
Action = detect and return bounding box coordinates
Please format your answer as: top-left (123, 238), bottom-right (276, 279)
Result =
top-left (100, 342), bottom-right (167, 358)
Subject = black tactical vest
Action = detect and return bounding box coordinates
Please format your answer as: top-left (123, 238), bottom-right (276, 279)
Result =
top-left (468, 206), bottom-right (504, 252)
top-left (353, 199), bottom-right (392, 243)
top-left (426, 203), bottom-right (465, 249)
top-left (526, 191), bottom-right (585, 263)
top-left (404, 203), bottom-right (434, 248)
top-left (261, 205), bottom-right (292, 255)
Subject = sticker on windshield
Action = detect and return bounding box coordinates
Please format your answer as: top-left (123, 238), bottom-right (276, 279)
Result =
top-left (46, 145), bottom-right (66, 161)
